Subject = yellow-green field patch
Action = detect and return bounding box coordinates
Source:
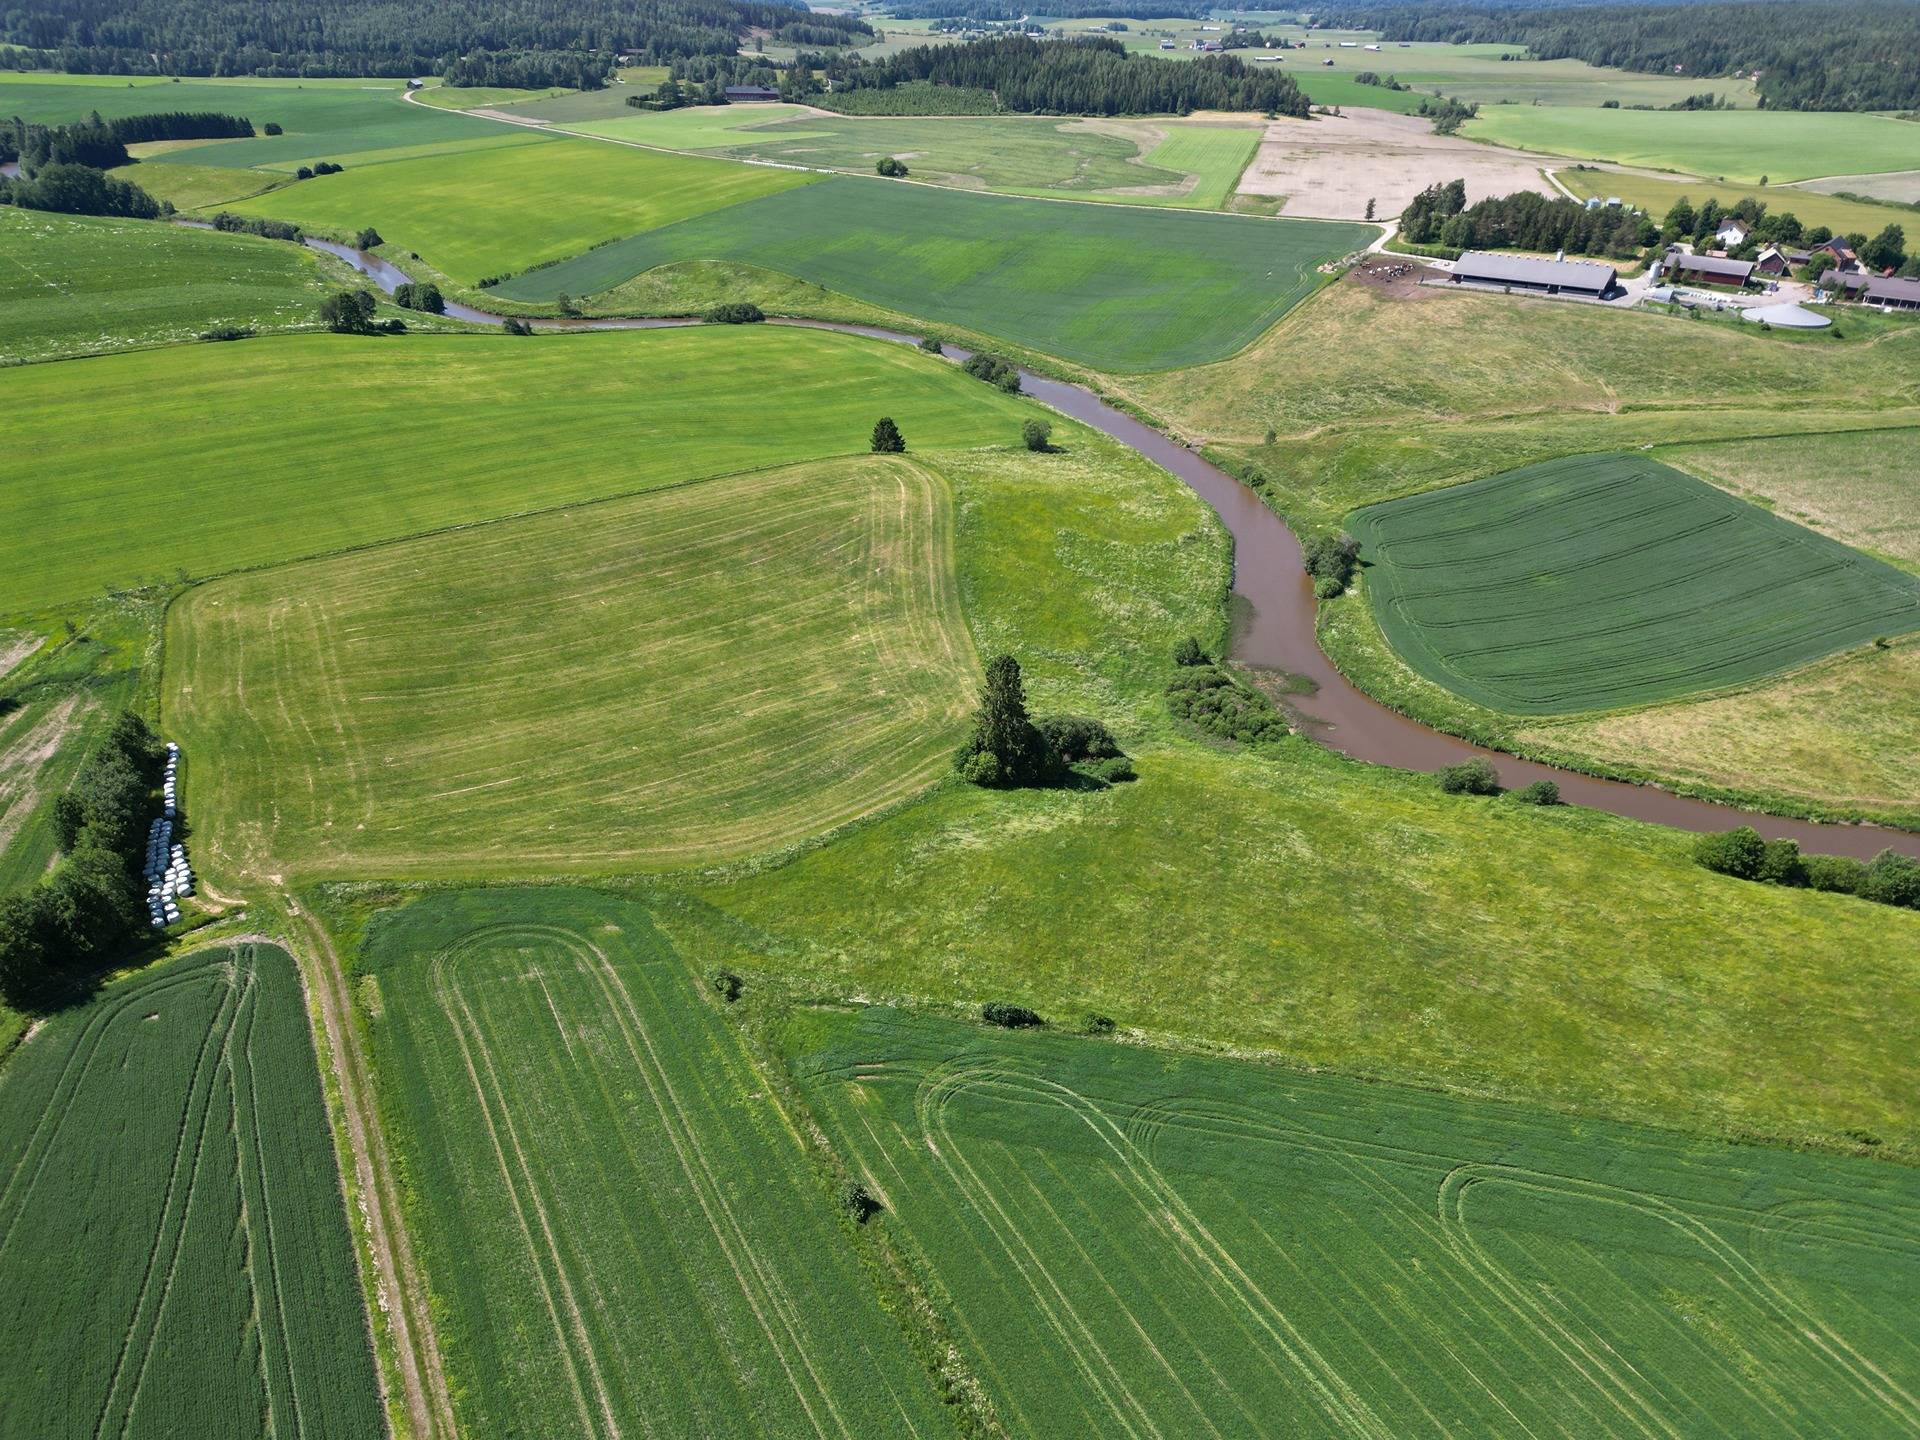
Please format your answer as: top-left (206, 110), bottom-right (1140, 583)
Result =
top-left (166, 458), bottom-right (980, 880)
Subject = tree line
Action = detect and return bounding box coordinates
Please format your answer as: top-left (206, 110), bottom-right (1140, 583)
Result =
top-left (1401, 178), bottom-right (1655, 258)
top-left (0, 0), bottom-right (871, 81)
top-left (0, 712), bottom-right (166, 1012)
top-left (0, 162), bottom-right (164, 217)
top-left (1312, 0), bottom-right (1920, 111)
top-left (820, 35), bottom-right (1310, 118)
top-left (884, 0), bottom-right (1210, 19)
top-left (2, 110), bottom-right (253, 170)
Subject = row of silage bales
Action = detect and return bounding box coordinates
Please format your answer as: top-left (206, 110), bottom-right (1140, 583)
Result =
top-left (147, 741), bottom-right (193, 928)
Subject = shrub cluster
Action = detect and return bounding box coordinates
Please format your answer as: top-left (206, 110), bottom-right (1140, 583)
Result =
top-left (1165, 662), bottom-right (1289, 747)
top-left (212, 211), bottom-right (303, 242)
top-left (198, 325), bottom-right (255, 342)
top-left (710, 968), bottom-right (743, 1002)
top-left (955, 656), bottom-right (1131, 788)
top-left (319, 289), bottom-right (404, 334)
top-left (1021, 418), bottom-right (1052, 452)
top-left (1694, 827), bottom-right (1920, 910)
top-left (393, 281), bottom-right (445, 314)
top-left (704, 301), bottom-right (765, 324)
top-left (981, 1001), bottom-right (1044, 1029)
top-left (501, 317), bottom-right (535, 336)
top-left (875, 155), bottom-right (909, 177)
top-left (1301, 532), bottom-right (1358, 599)
top-left (961, 352), bottom-right (1021, 394)
top-left (292, 160), bottom-right (344, 180)
top-left (0, 713), bottom-right (165, 1011)
top-left (1436, 758), bottom-right (1501, 795)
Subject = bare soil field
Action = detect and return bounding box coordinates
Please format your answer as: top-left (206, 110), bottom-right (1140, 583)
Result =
top-left (1792, 169), bottom-right (1920, 205)
top-left (1237, 107), bottom-right (1556, 220)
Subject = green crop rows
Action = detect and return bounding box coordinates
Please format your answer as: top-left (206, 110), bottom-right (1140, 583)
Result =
top-left (494, 177), bottom-right (1373, 370)
top-left (787, 1003), bottom-right (1920, 1438)
top-left (1348, 452), bottom-right (1920, 714)
top-left (0, 942), bottom-right (380, 1438)
top-left (359, 888), bottom-right (950, 1438)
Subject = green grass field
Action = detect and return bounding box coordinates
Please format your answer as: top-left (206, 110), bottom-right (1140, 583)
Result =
top-left (0, 942), bottom-right (382, 1438)
top-left (1346, 452), bottom-right (1920, 714)
top-left (495, 177), bottom-right (1373, 369)
top-left (786, 1004), bottom-right (1920, 1438)
top-left (0, 74), bottom-right (510, 169)
top-left (0, 208), bottom-right (331, 364)
top-left (0, 326), bottom-right (1035, 611)
top-left (166, 458), bottom-right (981, 881)
top-left (107, 159), bottom-right (291, 209)
top-left (574, 108), bottom-right (1261, 209)
top-left (358, 888), bottom-right (950, 1439)
top-left (229, 136), bottom-right (814, 281)
top-left (1465, 106), bottom-right (1920, 185)
top-left (1557, 167), bottom-right (1920, 247)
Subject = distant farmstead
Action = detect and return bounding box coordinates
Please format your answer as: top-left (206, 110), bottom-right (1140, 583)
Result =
top-left (1450, 251), bottom-right (1617, 298)
top-left (725, 85), bottom-right (780, 103)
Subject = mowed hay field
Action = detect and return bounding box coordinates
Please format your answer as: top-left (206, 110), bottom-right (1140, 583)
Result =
top-left (359, 889), bottom-right (950, 1439)
top-left (575, 108), bottom-right (1262, 209)
top-left (229, 137), bottom-right (816, 282)
top-left (0, 326), bottom-right (1037, 610)
top-left (495, 177), bottom-right (1375, 370)
top-left (1463, 105), bottom-right (1920, 185)
top-left (0, 208), bottom-right (331, 363)
top-left (166, 458), bottom-right (979, 880)
top-left (0, 943), bottom-right (381, 1438)
top-left (1347, 453), bottom-right (1920, 714)
top-left (786, 1006), bottom-right (1920, 1439)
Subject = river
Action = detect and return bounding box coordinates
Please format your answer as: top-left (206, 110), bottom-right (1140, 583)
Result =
top-left (307, 236), bottom-right (1919, 860)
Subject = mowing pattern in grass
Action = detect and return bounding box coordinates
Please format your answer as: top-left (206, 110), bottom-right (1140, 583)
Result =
top-left (0, 943), bottom-right (381, 1438)
top-left (230, 137), bottom-right (815, 282)
top-left (495, 177), bottom-right (1373, 370)
top-left (0, 326), bottom-right (1038, 611)
top-left (361, 889), bottom-right (949, 1439)
top-left (168, 458), bottom-right (980, 879)
top-left (1348, 452), bottom-right (1920, 714)
top-left (788, 1005), bottom-right (1920, 1438)
top-left (1463, 105), bottom-right (1919, 186)
top-left (577, 109), bottom-right (1260, 209)
top-left (0, 208), bottom-right (329, 364)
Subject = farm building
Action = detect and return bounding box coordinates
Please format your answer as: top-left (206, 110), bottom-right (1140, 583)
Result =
top-left (724, 85), bottom-right (780, 103)
top-left (1754, 245), bottom-right (1811, 277)
top-left (1714, 217), bottom-right (1752, 247)
top-left (1665, 252), bottom-right (1755, 288)
top-left (1811, 237), bottom-right (1863, 274)
top-left (1857, 275), bottom-right (1920, 310)
top-left (1450, 251), bottom-right (1617, 298)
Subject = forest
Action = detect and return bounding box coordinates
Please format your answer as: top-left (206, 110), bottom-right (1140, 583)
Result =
top-left (0, 0), bottom-right (870, 79)
top-left (821, 36), bottom-right (1310, 117)
top-left (1314, 0), bottom-right (1920, 110)
top-left (1400, 177), bottom-right (1656, 257)
top-left (885, 0), bottom-right (1210, 17)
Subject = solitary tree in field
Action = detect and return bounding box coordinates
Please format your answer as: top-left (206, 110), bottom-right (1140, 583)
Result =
top-left (871, 416), bottom-right (905, 453)
top-left (955, 654), bottom-right (1058, 787)
top-left (319, 289), bottom-right (378, 334)
top-left (354, 225), bottom-right (382, 250)
top-left (1021, 419), bottom-right (1051, 452)
top-left (1365, 196), bottom-right (1376, 221)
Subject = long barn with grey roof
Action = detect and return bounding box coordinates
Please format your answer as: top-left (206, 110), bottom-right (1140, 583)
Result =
top-left (1449, 251), bottom-right (1617, 298)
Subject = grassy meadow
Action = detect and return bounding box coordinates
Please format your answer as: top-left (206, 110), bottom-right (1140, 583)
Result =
top-left (575, 108), bottom-right (1262, 209)
top-left (0, 208), bottom-right (331, 364)
top-left (1347, 453), bottom-right (1920, 714)
top-left (166, 458), bottom-right (982, 882)
top-left (358, 888), bottom-right (950, 1439)
top-left (1464, 105), bottom-right (1920, 185)
top-left (0, 326), bottom-right (1036, 610)
top-left (495, 177), bottom-right (1373, 369)
top-left (228, 136), bottom-right (815, 282)
top-left (788, 1006), bottom-right (1920, 1437)
top-left (0, 942), bottom-right (381, 1438)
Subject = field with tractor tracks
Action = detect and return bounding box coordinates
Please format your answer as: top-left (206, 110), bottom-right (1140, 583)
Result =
top-left (786, 1003), bottom-right (1920, 1439)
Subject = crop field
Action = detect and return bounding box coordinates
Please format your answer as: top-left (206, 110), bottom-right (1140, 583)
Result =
top-left (785, 1004), bottom-right (1920, 1439)
top-left (1463, 106), bottom-right (1920, 185)
top-left (166, 458), bottom-right (981, 880)
top-left (575, 108), bottom-right (1261, 209)
top-left (0, 942), bottom-right (381, 1437)
top-left (0, 75), bottom-right (510, 169)
top-left (0, 208), bottom-right (330, 364)
top-left (229, 136), bottom-right (814, 281)
top-left (0, 325), bottom-right (1036, 610)
top-left (359, 888), bottom-right (949, 1438)
top-left (1348, 453), bottom-right (1920, 714)
top-left (1795, 168), bottom-right (1920, 206)
top-left (1556, 168), bottom-right (1919, 248)
top-left (107, 160), bottom-right (292, 210)
top-left (495, 177), bottom-right (1373, 369)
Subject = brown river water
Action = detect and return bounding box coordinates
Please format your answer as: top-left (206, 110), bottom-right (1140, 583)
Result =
top-left (308, 237), bottom-right (1919, 859)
